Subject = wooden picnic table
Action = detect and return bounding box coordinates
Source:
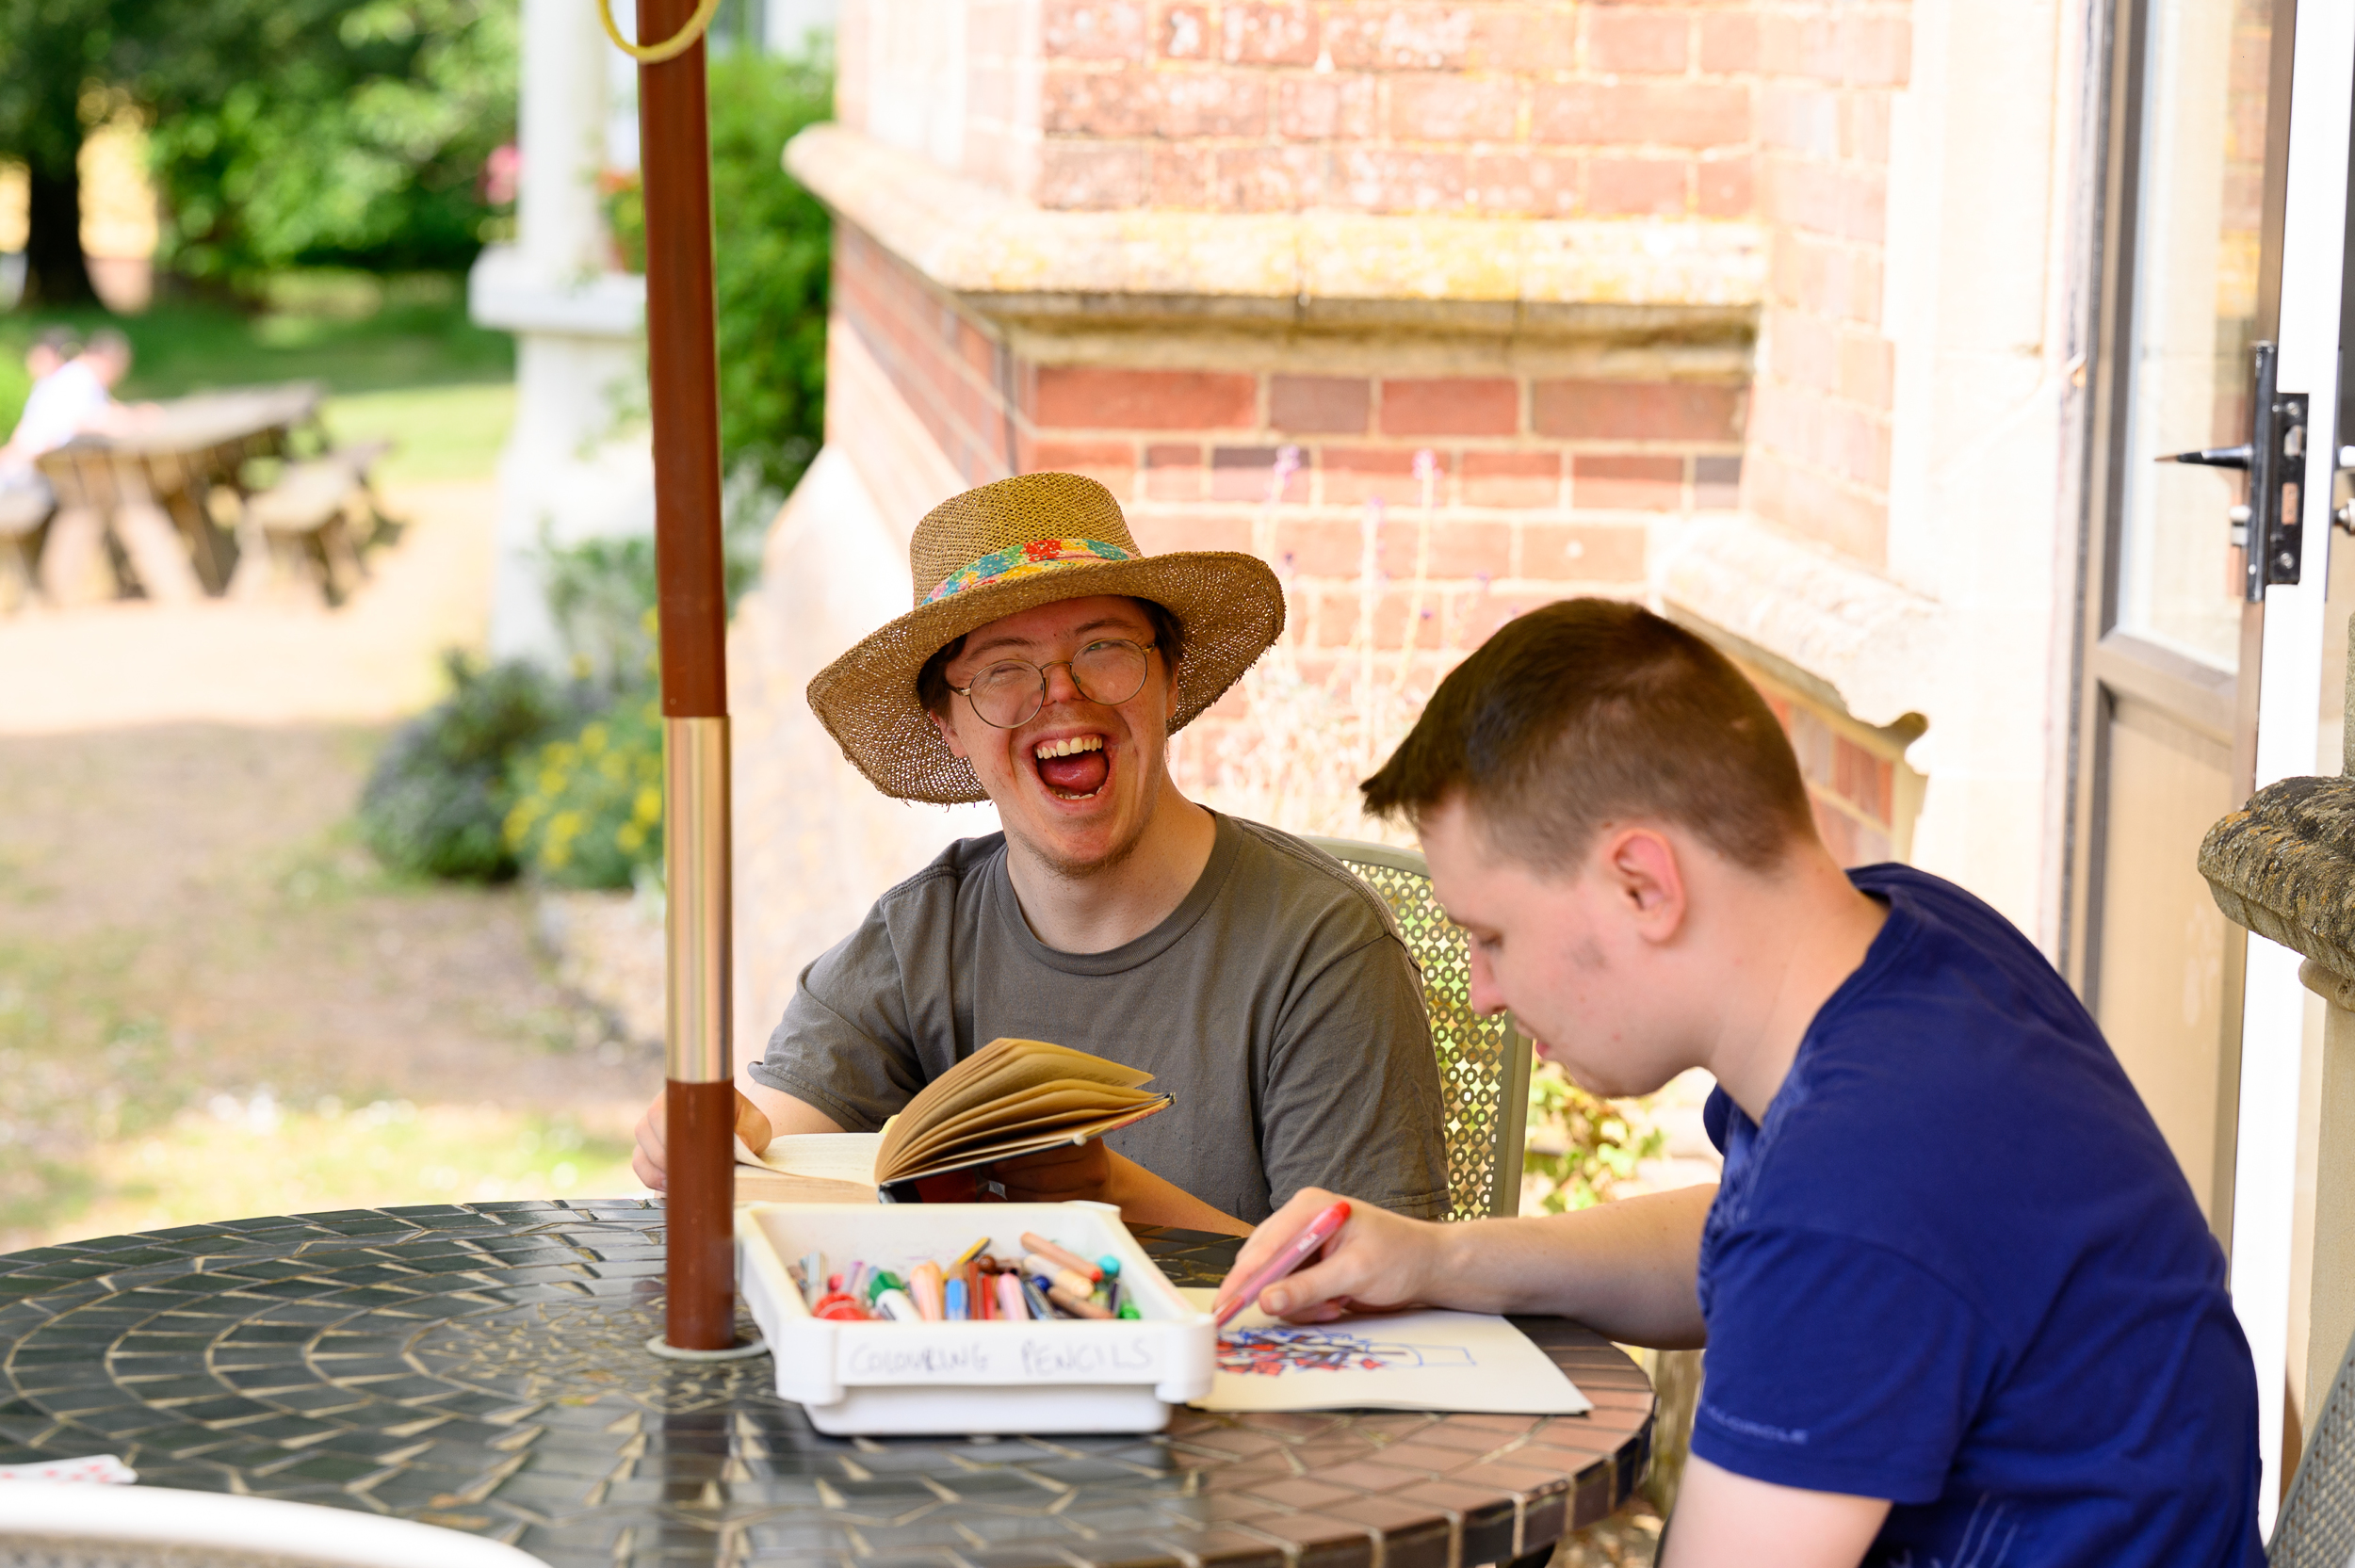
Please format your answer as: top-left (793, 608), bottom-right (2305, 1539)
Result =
top-left (32, 381), bottom-right (326, 602)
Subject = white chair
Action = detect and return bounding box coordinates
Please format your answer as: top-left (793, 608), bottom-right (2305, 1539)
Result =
top-left (0, 1482), bottom-right (545, 1567)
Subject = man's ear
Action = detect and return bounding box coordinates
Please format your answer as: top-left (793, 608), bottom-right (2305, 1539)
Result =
top-left (928, 706), bottom-right (970, 761)
top-left (1600, 827), bottom-right (1687, 944)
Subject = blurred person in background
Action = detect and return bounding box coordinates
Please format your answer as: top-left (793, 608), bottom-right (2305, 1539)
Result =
top-left (0, 327), bottom-right (84, 495)
top-left (2, 329), bottom-right (152, 482)
top-left (8, 330), bottom-right (164, 600)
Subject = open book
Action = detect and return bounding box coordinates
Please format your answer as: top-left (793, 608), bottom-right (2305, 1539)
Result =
top-left (733, 1037), bottom-right (1174, 1204)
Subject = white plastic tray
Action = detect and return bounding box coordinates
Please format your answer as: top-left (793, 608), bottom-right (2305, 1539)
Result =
top-left (738, 1201), bottom-right (1216, 1435)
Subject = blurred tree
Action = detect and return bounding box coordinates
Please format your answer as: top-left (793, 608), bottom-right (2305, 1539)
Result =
top-left (0, 0), bottom-right (113, 304)
top-left (116, 0), bottom-right (518, 289)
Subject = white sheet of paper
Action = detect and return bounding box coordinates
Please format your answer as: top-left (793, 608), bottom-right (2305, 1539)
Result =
top-left (0, 1454), bottom-right (136, 1483)
top-left (1177, 1288), bottom-right (1592, 1414)
top-left (737, 1131), bottom-right (885, 1183)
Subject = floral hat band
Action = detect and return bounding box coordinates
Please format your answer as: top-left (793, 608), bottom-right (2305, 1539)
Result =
top-left (921, 537), bottom-right (1134, 606)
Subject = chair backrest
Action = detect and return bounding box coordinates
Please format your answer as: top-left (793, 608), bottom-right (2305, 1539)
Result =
top-left (2270, 1319), bottom-right (2355, 1564)
top-left (1304, 835), bottom-right (1534, 1220)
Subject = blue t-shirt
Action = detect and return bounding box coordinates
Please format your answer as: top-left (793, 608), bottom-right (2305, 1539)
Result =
top-left (1694, 865), bottom-right (2262, 1564)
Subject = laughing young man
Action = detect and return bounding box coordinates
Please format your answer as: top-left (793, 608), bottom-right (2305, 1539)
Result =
top-left (1216, 600), bottom-right (2263, 1564)
top-left (634, 472), bottom-right (1448, 1234)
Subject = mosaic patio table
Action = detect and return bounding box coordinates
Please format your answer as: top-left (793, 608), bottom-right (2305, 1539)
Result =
top-left (0, 1201), bottom-right (1653, 1567)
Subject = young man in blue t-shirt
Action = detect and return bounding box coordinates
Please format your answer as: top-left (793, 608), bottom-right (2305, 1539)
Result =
top-left (1216, 599), bottom-right (2263, 1565)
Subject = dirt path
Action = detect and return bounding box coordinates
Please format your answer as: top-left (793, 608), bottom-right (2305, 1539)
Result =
top-left (0, 480), bottom-right (651, 1249)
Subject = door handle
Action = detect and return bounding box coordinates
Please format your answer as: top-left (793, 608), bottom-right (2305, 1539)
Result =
top-left (2161, 340), bottom-right (2309, 601)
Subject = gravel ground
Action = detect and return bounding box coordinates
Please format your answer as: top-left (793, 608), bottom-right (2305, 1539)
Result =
top-left (0, 480), bottom-right (652, 1247)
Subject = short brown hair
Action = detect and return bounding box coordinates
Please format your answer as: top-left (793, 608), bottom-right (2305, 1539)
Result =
top-left (917, 596), bottom-right (1187, 719)
top-left (1361, 598), bottom-right (1814, 871)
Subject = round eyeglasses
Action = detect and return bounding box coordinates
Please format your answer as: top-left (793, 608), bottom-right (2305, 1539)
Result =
top-left (949, 639), bottom-right (1157, 729)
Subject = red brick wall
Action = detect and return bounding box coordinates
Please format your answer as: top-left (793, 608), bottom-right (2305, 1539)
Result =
top-left (1741, 4), bottom-right (1910, 566)
top-left (838, 0), bottom-right (1912, 573)
top-left (1741, 660), bottom-right (1914, 866)
top-left (1027, 0), bottom-right (1757, 217)
top-left (834, 221), bottom-right (1747, 682)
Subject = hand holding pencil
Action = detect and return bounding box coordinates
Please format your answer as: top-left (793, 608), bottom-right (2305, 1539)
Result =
top-left (1211, 1188), bottom-right (1443, 1325)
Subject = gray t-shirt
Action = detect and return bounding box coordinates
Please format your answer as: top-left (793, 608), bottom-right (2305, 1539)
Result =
top-left (752, 812), bottom-right (1449, 1224)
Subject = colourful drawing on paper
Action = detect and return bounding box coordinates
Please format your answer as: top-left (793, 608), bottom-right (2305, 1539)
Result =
top-left (1217, 1326), bottom-right (1477, 1378)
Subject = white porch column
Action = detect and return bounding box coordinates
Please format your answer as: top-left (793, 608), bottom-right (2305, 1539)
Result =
top-left (469, 0), bottom-right (652, 666)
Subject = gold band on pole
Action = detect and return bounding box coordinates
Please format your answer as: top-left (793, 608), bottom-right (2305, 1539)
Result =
top-left (664, 716), bottom-right (731, 1084)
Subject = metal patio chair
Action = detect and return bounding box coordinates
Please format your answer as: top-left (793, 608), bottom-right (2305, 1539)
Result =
top-left (1305, 835), bottom-right (1535, 1220)
top-left (2270, 1317), bottom-right (2355, 1563)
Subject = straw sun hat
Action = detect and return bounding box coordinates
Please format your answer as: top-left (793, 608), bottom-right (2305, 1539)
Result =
top-left (807, 472), bottom-right (1285, 805)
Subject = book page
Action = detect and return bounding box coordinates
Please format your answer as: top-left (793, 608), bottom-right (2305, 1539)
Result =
top-left (878, 1038), bottom-right (1155, 1172)
top-left (737, 1131), bottom-right (883, 1183)
top-left (889, 1083), bottom-right (1161, 1169)
top-left (886, 1099), bottom-right (1172, 1184)
top-left (732, 1167), bottom-right (878, 1204)
top-left (1177, 1290), bottom-right (1591, 1415)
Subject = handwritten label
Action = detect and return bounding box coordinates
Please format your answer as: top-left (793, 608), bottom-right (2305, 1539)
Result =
top-left (846, 1340), bottom-right (996, 1379)
top-left (840, 1332), bottom-right (1163, 1383)
top-left (1019, 1337), bottom-right (1158, 1378)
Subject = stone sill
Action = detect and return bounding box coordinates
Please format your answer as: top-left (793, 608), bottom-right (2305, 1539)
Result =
top-left (1658, 514), bottom-right (1942, 736)
top-left (786, 124), bottom-right (1766, 338)
top-left (468, 245), bottom-right (645, 338)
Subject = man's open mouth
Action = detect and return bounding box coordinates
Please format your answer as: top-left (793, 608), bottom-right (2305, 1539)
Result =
top-left (1033, 734), bottom-right (1109, 800)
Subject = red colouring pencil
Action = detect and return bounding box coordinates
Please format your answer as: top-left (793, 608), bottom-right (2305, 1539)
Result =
top-left (1214, 1201), bottom-right (1351, 1329)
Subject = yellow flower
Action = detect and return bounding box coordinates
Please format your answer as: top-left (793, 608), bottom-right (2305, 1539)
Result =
top-left (599, 752), bottom-right (627, 783)
top-left (549, 810), bottom-right (584, 843)
top-left (539, 769), bottom-right (566, 797)
top-left (617, 822), bottom-right (644, 852)
top-left (579, 724), bottom-right (609, 756)
top-left (633, 785), bottom-right (661, 824)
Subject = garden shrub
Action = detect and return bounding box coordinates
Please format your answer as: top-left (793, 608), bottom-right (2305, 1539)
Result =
top-left (356, 652), bottom-right (581, 881)
top-left (508, 491), bottom-right (768, 891)
top-left (603, 43), bottom-right (832, 501)
top-left (355, 40), bottom-right (825, 894)
top-left (542, 535), bottom-right (659, 692)
top-left (1522, 1062), bottom-right (1667, 1213)
top-left (503, 693), bottom-right (665, 890)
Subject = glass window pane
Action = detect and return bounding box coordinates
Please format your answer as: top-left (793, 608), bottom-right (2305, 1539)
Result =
top-left (2114, 0), bottom-right (2273, 671)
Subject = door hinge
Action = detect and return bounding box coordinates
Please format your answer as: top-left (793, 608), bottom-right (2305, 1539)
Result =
top-left (2162, 340), bottom-right (2310, 602)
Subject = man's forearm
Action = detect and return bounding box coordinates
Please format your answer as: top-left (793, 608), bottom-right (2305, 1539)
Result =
top-left (1107, 1153), bottom-right (1252, 1237)
top-left (1429, 1184), bottom-right (1713, 1347)
top-left (737, 1071), bottom-right (847, 1138)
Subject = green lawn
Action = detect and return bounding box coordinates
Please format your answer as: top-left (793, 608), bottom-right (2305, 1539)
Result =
top-left (325, 383), bottom-right (516, 485)
top-left (1, 270), bottom-right (515, 483)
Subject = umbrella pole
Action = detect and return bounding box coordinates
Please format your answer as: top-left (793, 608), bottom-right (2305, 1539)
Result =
top-left (636, 0), bottom-right (736, 1351)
